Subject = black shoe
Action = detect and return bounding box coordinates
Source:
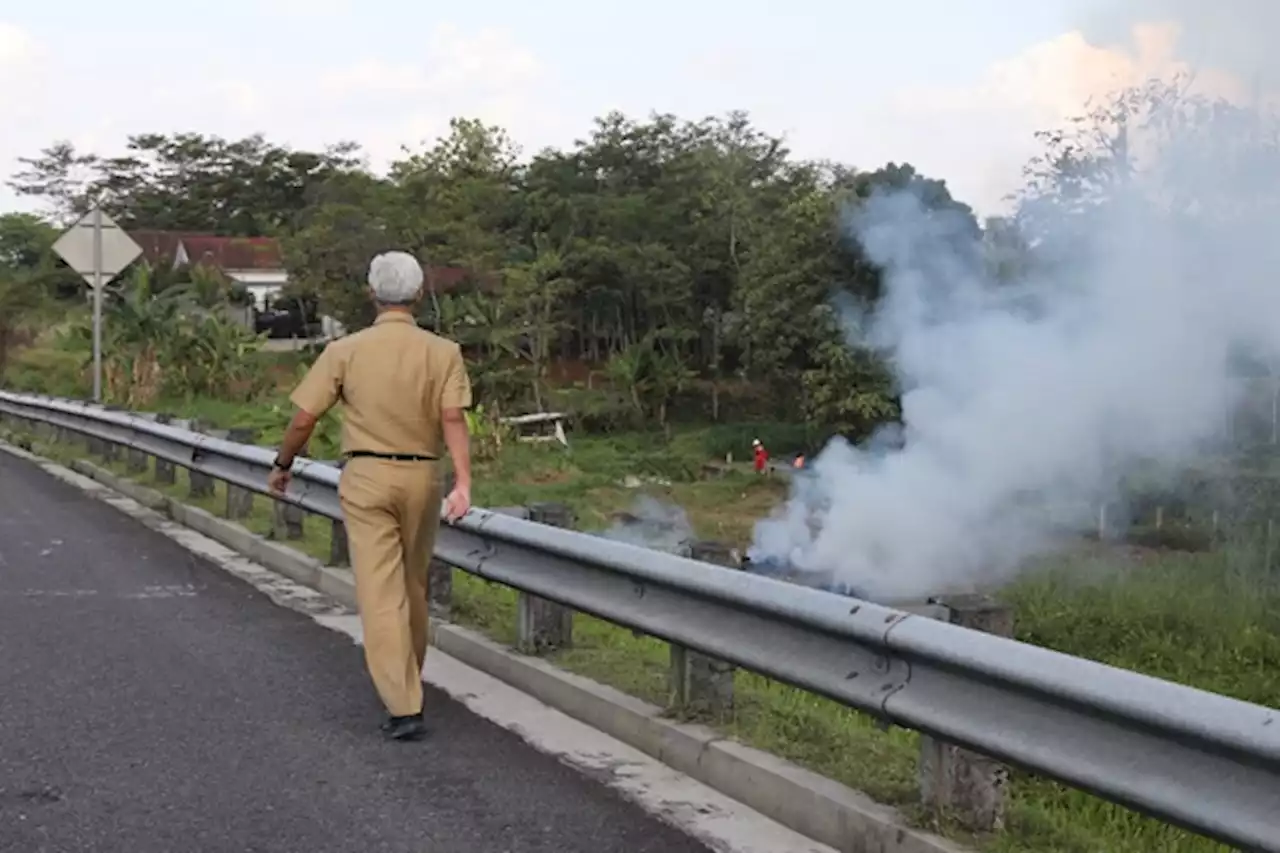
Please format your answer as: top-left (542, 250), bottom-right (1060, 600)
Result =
top-left (380, 712), bottom-right (427, 741)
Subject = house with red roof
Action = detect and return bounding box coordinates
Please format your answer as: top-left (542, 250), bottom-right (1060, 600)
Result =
top-left (132, 230), bottom-right (485, 314)
top-left (131, 231), bottom-right (290, 312)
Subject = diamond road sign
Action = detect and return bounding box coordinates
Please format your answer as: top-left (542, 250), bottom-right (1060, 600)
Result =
top-left (52, 208), bottom-right (143, 290)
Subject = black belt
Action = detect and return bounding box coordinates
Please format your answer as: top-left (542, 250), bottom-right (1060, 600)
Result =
top-left (346, 450), bottom-right (438, 462)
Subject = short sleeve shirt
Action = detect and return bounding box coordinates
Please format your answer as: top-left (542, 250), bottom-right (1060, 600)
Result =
top-left (289, 312), bottom-right (473, 457)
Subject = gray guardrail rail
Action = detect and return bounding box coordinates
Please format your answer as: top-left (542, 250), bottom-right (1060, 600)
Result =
top-left (2, 389), bottom-right (1279, 851)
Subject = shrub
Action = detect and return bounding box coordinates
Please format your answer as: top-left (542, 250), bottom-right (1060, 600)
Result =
top-left (4, 346), bottom-right (86, 396)
top-left (1125, 523), bottom-right (1217, 553)
top-left (700, 421), bottom-right (817, 460)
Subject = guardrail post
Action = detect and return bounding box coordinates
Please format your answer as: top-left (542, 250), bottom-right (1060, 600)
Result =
top-left (428, 542), bottom-right (452, 618)
top-left (153, 415), bottom-right (177, 485)
top-left (80, 403), bottom-right (102, 455)
top-left (224, 427), bottom-right (257, 519)
top-left (427, 470), bottom-right (456, 619)
top-left (273, 501), bottom-right (306, 540)
top-left (669, 541), bottom-right (738, 719)
top-left (100, 405), bottom-right (122, 464)
top-left (125, 413), bottom-right (155, 474)
top-left (330, 519), bottom-right (350, 567)
top-left (188, 422), bottom-right (217, 499)
top-left (516, 502), bottom-right (576, 654)
top-left (919, 594), bottom-right (1012, 833)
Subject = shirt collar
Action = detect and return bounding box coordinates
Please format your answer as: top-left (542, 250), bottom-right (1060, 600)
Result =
top-left (374, 311), bottom-right (416, 326)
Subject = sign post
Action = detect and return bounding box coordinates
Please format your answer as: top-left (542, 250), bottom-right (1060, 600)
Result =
top-left (52, 208), bottom-right (143, 402)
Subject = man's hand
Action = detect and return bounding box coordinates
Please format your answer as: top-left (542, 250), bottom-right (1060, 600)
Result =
top-left (443, 484), bottom-right (471, 522)
top-left (267, 467), bottom-right (291, 495)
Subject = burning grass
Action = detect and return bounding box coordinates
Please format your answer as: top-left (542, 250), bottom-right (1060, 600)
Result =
top-left (1, 415), bottom-right (1265, 853)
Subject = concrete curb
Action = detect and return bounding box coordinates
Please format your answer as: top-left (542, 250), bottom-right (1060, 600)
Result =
top-left (15, 445), bottom-right (968, 853)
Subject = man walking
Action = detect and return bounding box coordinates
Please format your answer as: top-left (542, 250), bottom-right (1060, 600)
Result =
top-left (267, 251), bottom-right (473, 741)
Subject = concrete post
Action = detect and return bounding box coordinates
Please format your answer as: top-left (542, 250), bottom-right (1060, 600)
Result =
top-left (187, 423), bottom-right (217, 500)
top-left (154, 415), bottom-right (178, 485)
top-left (272, 501), bottom-right (306, 540)
top-left (125, 445), bottom-right (149, 474)
top-left (428, 469), bottom-right (456, 619)
top-left (427, 549), bottom-right (453, 618)
top-left (919, 594), bottom-right (1012, 833)
top-left (99, 405), bottom-right (122, 464)
top-left (223, 427), bottom-right (257, 519)
top-left (330, 519), bottom-right (350, 567)
top-left (516, 502), bottom-right (576, 654)
top-left (669, 540), bottom-right (738, 719)
top-left (125, 413), bottom-right (154, 475)
top-left (81, 404), bottom-right (101, 455)
top-left (427, 554), bottom-right (452, 619)
top-left (268, 435), bottom-right (309, 540)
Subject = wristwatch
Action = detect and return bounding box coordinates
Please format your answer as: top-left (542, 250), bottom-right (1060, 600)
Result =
top-left (272, 455), bottom-right (291, 471)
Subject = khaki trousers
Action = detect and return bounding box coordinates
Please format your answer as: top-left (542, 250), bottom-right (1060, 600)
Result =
top-left (338, 457), bottom-right (443, 717)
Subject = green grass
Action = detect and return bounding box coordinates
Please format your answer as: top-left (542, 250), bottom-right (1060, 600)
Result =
top-left (1, 417), bottom-right (1263, 853)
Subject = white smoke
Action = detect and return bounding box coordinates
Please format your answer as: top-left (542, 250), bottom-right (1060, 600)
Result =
top-left (598, 495), bottom-right (695, 554)
top-left (750, 71), bottom-right (1280, 601)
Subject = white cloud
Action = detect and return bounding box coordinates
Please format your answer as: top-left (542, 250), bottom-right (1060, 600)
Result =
top-left (313, 24), bottom-right (561, 167)
top-left (321, 25), bottom-right (545, 100)
top-left (263, 0), bottom-right (351, 14)
top-left (877, 21), bottom-right (1253, 214)
top-left (0, 21), bottom-right (566, 213)
top-left (207, 80), bottom-right (267, 117)
top-left (0, 21), bottom-right (37, 66)
top-left (896, 22), bottom-right (1242, 123)
top-left (0, 21), bottom-right (43, 111)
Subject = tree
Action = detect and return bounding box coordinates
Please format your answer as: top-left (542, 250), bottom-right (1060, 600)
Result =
top-left (499, 239), bottom-right (577, 411)
top-left (801, 330), bottom-right (899, 439)
top-left (0, 213), bottom-right (80, 376)
top-left (5, 143), bottom-right (100, 223)
top-left (0, 212), bottom-right (83, 299)
top-left (7, 111), bottom-right (986, 436)
top-left (0, 275), bottom-right (42, 378)
top-left (8, 134), bottom-right (364, 233)
top-left (389, 118), bottom-right (522, 272)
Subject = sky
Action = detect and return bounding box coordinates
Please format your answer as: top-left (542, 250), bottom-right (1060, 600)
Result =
top-left (0, 0), bottom-right (1254, 219)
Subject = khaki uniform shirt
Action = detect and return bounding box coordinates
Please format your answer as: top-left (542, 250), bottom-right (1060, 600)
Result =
top-left (289, 312), bottom-right (473, 457)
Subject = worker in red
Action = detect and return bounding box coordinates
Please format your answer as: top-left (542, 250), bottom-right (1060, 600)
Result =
top-left (752, 438), bottom-right (769, 474)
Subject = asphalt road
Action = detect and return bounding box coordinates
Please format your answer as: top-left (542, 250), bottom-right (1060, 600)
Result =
top-left (0, 450), bottom-right (712, 853)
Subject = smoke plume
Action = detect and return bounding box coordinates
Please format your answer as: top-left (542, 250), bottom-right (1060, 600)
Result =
top-left (750, 27), bottom-right (1280, 600)
top-left (598, 495), bottom-right (695, 554)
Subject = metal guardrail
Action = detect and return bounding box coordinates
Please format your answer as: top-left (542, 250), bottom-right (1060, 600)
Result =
top-left (1, 390), bottom-right (1279, 851)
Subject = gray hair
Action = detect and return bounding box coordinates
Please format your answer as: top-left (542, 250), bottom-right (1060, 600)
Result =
top-left (367, 251), bottom-right (424, 304)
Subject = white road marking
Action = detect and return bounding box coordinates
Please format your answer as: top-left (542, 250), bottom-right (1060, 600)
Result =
top-left (0, 441), bottom-right (836, 853)
top-left (121, 584), bottom-right (200, 599)
top-left (1, 586), bottom-right (199, 599)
